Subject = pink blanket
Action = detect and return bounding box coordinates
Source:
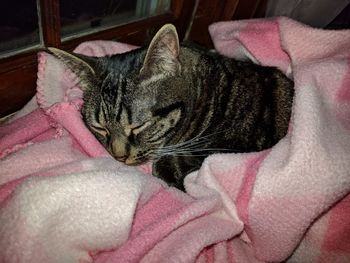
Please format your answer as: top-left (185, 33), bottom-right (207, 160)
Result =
top-left (1, 17), bottom-right (350, 263)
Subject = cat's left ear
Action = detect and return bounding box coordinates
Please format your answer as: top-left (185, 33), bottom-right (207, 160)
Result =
top-left (141, 24), bottom-right (180, 76)
top-left (47, 47), bottom-right (99, 91)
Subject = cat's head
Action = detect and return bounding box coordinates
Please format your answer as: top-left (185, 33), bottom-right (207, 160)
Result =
top-left (48, 24), bottom-right (185, 165)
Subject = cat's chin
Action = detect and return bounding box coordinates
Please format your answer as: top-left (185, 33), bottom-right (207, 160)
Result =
top-left (123, 158), bottom-right (145, 166)
top-left (111, 154), bottom-right (148, 166)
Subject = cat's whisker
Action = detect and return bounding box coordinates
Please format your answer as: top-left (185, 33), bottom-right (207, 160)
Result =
top-left (161, 154), bottom-right (210, 157)
top-left (154, 142), bottom-right (207, 155)
top-left (162, 131), bottom-right (209, 147)
top-left (160, 137), bottom-right (206, 150)
top-left (157, 142), bottom-right (208, 154)
top-left (159, 131), bottom-right (230, 153)
top-left (161, 140), bottom-right (209, 152)
top-left (154, 139), bottom-right (211, 153)
top-left (160, 129), bottom-right (229, 151)
top-left (153, 147), bottom-right (234, 159)
top-left (179, 148), bottom-right (233, 153)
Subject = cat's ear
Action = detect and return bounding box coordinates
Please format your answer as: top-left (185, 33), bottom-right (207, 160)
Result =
top-left (47, 47), bottom-right (99, 90)
top-left (140, 24), bottom-right (180, 76)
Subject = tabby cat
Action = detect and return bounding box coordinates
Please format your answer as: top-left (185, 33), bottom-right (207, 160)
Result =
top-left (48, 24), bottom-right (294, 190)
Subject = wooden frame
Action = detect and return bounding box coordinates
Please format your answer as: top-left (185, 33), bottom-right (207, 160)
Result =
top-left (0, 0), bottom-right (196, 117)
top-left (188, 0), bottom-right (240, 47)
top-left (188, 0), bottom-right (267, 48)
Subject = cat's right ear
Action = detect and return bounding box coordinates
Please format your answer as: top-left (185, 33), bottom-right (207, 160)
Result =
top-left (47, 47), bottom-right (98, 91)
top-left (140, 24), bottom-right (180, 76)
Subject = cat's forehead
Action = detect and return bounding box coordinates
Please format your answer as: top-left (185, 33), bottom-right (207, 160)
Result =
top-left (124, 76), bottom-right (161, 102)
top-left (128, 94), bottom-right (155, 111)
top-left (138, 73), bottom-right (167, 88)
top-left (123, 102), bottom-right (151, 125)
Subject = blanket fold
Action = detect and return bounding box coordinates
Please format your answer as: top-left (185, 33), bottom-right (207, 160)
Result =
top-left (1, 17), bottom-right (350, 263)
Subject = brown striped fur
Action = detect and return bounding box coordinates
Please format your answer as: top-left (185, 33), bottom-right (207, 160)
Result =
top-left (48, 24), bottom-right (294, 190)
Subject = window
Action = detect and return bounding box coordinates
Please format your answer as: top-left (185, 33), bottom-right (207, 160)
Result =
top-left (61, 0), bottom-right (170, 40)
top-left (0, 0), bottom-right (196, 117)
top-left (0, 0), bottom-right (40, 57)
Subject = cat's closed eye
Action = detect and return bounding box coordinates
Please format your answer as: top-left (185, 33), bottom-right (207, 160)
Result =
top-left (130, 121), bottom-right (152, 135)
top-left (90, 124), bottom-right (110, 137)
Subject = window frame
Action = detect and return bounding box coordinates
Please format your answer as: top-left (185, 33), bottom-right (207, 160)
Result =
top-left (0, 0), bottom-right (196, 117)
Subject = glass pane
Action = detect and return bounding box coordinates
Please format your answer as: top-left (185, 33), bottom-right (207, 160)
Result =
top-left (0, 0), bottom-right (40, 56)
top-left (60, 0), bottom-right (171, 40)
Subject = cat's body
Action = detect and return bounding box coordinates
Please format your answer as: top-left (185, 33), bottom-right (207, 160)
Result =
top-left (49, 24), bottom-right (294, 190)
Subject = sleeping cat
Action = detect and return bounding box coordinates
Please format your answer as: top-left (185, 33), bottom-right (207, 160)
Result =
top-left (48, 24), bottom-right (294, 190)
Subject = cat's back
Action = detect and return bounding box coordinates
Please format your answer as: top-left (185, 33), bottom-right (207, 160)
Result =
top-left (180, 42), bottom-right (293, 99)
top-left (179, 42), bottom-right (274, 82)
top-left (178, 42), bottom-right (294, 152)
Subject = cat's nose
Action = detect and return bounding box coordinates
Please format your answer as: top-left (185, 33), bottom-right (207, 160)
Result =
top-left (111, 139), bottom-right (129, 162)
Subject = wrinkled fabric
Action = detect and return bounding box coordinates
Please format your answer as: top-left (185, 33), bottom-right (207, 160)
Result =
top-left (0, 17), bottom-right (349, 263)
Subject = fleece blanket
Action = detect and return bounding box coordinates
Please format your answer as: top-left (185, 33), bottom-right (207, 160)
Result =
top-left (1, 17), bottom-right (350, 263)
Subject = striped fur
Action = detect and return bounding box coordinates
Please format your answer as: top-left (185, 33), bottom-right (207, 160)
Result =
top-left (49, 24), bottom-right (294, 190)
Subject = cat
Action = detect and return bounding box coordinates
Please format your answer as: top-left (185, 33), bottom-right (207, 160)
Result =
top-left (48, 24), bottom-right (294, 190)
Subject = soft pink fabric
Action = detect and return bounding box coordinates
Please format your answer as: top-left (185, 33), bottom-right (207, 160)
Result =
top-left (0, 17), bottom-right (350, 263)
top-left (208, 17), bottom-right (350, 262)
